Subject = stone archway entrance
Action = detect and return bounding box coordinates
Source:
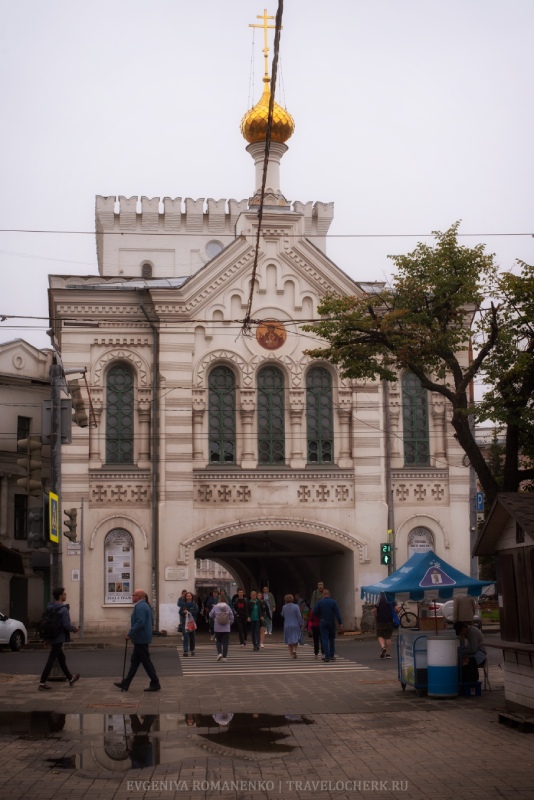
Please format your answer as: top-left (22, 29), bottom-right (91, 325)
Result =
top-left (187, 519), bottom-right (365, 628)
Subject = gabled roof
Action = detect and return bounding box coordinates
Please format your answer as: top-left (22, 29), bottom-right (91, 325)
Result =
top-left (474, 492), bottom-right (534, 556)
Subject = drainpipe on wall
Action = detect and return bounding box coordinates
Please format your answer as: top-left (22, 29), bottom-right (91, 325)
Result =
top-left (383, 379), bottom-right (396, 573)
top-left (139, 292), bottom-right (160, 631)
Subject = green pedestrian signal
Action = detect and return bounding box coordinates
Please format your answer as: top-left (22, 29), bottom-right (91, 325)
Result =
top-left (380, 543), bottom-right (392, 566)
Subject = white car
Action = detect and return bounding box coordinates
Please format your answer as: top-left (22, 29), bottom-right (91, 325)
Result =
top-left (427, 601), bottom-right (482, 630)
top-left (0, 612), bottom-right (28, 651)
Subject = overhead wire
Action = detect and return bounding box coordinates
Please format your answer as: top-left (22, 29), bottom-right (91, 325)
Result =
top-left (242, 0), bottom-right (285, 334)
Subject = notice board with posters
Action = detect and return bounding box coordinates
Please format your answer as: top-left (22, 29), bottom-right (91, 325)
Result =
top-left (104, 528), bottom-right (133, 604)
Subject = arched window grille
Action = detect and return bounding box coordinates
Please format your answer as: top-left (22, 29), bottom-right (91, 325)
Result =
top-left (106, 364), bottom-right (134, 464)
top-left (208, 366), bottom-right (236, 464)
top-left (257, 366), bottom-right (285, 464)
top-left (306, 367), bottom-right (334, 463)
top-left (402, 372), bottom-right (430, 466)
top-left (104, 528), bottom-right (133, 604)
top-left (141, 263), bottom-right (152, 279)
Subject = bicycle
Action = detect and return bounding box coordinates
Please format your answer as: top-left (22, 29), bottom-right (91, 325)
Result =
top-left (397, 602), bottom-right (418, 629)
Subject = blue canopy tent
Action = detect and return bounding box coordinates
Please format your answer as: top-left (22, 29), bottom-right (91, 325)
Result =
top-left (360, 550), bottom-right (493, 604)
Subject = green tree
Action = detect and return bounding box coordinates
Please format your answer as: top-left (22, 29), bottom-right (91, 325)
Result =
top-left (304, 222), bottom-right (534, 508)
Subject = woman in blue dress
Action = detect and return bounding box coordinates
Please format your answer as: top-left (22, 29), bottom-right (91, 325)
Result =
top-left (281, 594), bottom-right (303, 659)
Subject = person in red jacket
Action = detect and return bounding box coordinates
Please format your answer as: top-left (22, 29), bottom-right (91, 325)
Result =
top-left (307, 607), bottom-right (324, 659)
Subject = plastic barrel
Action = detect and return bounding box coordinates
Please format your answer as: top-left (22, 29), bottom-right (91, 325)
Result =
top-left (427, 635), bottom-right (458, 698)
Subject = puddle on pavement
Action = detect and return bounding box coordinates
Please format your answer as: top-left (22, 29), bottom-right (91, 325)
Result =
top-left (0, 712), bottom-right (314, 773)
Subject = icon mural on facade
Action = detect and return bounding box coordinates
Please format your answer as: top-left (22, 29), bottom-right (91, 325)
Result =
top-left (256, 320), bottom-right (286, 350)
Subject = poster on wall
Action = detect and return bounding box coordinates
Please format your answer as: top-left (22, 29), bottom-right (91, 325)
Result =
top-left (104, 529), bottom-right (133, 604)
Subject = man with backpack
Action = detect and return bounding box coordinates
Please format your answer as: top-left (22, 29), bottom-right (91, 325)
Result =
top-left (38, 587), bottom-right (80, 691)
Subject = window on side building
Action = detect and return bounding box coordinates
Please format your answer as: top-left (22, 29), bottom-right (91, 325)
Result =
top-left (13, 495), bottom-right (28, 540)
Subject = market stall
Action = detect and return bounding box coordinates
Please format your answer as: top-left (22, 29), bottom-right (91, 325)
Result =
top-left (361, 551), bottom-right (493, 696)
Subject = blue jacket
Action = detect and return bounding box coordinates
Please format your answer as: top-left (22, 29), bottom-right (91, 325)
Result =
top-left (128, 599), bottom-right (153, 644)
top-left (47, 601), bottom-right (77, 645)
top-left (312, 597), bottom-right (342, 626)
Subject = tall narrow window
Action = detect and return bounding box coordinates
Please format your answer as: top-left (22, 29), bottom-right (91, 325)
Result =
top-left (258, 366), bottom-right (285, 464)
top-left (208, 366), bottom-right (236, 464)
top-left (17, 416), bottom-right (31, 451)
top-left (402, 372), bottom-right (430, 466)
top-left (13, 495), bottom-right (28, 540)
top-left (306, 367), bottom-right (334, 463)
top-left (106, 364), bottom-right (134, 464)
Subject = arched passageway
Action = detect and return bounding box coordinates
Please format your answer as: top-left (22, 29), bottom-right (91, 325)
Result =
top-left (193, 526), bottom-right (359, 627)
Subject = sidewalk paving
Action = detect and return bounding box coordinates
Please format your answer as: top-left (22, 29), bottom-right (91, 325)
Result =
top-left (0, 628), bottom-right (530, 800)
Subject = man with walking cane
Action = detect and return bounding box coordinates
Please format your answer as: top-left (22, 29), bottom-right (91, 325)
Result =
top-left (114, 589), bottom-right (161, 692)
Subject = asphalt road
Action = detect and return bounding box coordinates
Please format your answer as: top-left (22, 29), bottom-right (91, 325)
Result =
top-left (0, 630), bottom-right (503, 678)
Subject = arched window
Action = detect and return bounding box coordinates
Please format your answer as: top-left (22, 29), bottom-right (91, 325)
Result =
top-left (106, 364), bottom-right (134, 464)
top-left (208, 366), bottom-right (236, 464)
top-left (141, 262), bottom-right (152, 279)
top-left (306, 367), bottom-right (333, 463)
top-left (257, 366), bottom-right (285, 464)
top-left (104, 529), bottom-right (133, 604)
top-left (402, 372), bottom-right (430, 466)
top-left (407, 527), bottom-right (435, 558)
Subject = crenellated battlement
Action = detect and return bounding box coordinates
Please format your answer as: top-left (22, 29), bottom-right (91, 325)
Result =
top-left (95, 195), bottom-right (334, 278)
top-left (96, 195), bottom-right (333, 232)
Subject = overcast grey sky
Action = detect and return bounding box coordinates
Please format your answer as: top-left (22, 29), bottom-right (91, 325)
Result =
top-left (1, 0), bottom-right (532, 349)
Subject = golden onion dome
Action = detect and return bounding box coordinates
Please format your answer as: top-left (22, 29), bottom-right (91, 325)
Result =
top-left (240, 78), bottom-right (295, 144)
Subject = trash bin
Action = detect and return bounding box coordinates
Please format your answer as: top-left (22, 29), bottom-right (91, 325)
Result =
top-left (427, 634), bottom-right (458, 698)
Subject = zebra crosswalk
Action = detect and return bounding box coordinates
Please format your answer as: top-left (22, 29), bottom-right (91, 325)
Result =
top-left (178, 642), bottom-right (369, 676)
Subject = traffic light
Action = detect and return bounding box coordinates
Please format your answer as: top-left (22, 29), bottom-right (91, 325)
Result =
top-left (27, 508), bottom-right (46, 548)
top-left (69, 380), bottom-right (89, 428)
top-left (64, 508), bottom-right (78, 541)
top-left (16, 436), bottom-right (43, 497)
top-left (380, 542), bottom-right (392, 566)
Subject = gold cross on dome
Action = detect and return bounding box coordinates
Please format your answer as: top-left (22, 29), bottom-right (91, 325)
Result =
top-left (249, 9), bottom-right (282, 79)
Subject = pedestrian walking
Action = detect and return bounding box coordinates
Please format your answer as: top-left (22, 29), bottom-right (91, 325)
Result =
top-left (247, 590), bottom-right (264, 651)
top-left (209, 597), bottom-right (234, 661)
top-left (310, 581), bottom-right (324, 610)
top-left (308, 607), bottom-right (324, 658)
top-left (179, 592), bottom-right (199, 657)
top-left (176, 589), bottom-right (187, 633)
top-left (231, 588), bottom-right (249, 647)
top-left (257, 591), bottom-right (272, 649)
top-left (38, 587), bottom-right (80, 691)
top-left (312, 589), bottom-right (342, 663)
top-left (114, 589), bottom-right (161, 692)
top-left (262, 585), bottom-right (276, 634)
top-left (281, 594), bottom-right (303, 659)
top-left (204, 589), bottom-right (219, 640)
top-left (373, 592), bottom-right (400, 660)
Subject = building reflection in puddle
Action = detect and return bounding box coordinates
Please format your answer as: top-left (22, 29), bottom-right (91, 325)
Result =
top-left (0, 712), bottom-right (314, 774)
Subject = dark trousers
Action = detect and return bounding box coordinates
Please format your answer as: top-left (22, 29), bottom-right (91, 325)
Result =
top-left (40, 643), bottom-right (72, 683)
top-left (215, 631), bottom-right (230, 657)
top-left (183, 629), bottom-right (196, 653)
top-left (250, 620), bottom-right (261, 649)
top-left (123, 643), bottom-right (160, 688)
top-left (320, 621), bottom-right (336, 660)
top-left (311, 626), bottom-right (324, 656)
top-left (235, 616), bottom-right (248, 644)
